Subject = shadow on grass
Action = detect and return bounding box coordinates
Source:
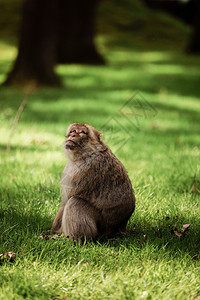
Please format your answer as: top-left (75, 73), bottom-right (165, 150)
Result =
top-left (1, 196), bottom-right (200, 259)
top-left (103, 215), bottom-right (200, 258)
top-left (153, 102), bottom-right (200, 125)
top-left (1, 88), bottom-right (200, 134)
top-left (1, 48), bottom-right (200, 108)
top-left (0, 208), bottom-right (52, 234)
top-left (0, 184), bottom-right (57, 242)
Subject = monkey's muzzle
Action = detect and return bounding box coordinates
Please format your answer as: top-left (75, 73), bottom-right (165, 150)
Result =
top-left (65, 139), bottom-right (77, 149)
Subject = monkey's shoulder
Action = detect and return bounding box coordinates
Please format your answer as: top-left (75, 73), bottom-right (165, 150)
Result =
top-left (84, 150), bottom-right (130, 182)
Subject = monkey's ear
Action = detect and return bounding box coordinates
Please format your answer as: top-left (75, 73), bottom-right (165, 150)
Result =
top-left (88, 125), bottom-right (107, 151)
top-left (88, 126), bottom-right (100, 141)
top-left (96, 130), bottom-right (107, 152)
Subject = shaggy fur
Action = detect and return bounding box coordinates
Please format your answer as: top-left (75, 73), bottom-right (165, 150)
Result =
top-left (51, 123), bottom-right (135, 241)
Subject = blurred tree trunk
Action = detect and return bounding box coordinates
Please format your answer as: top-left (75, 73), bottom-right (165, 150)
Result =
top-left (57, 0), bottom-right (104, 64)
top-left (4, 0), bottom-right (61, 87)
top-left (142, 0), bottom-right (179, 16)
top-left (3, 0), bottom-right (103, 87)
top-left (187, 1), bottom-right (200, 54)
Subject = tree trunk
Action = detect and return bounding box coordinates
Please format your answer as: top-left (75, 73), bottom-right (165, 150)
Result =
top-left (187, 1), bottom-right (200, 54)
top-left (3, 0), bottom-right (104, 87)
top-left (4, 0), bottom-right (61, 87)
top-left (57, 0), bottom-right (104, 65)
top-left (143, 0), bottom-right (180, 17)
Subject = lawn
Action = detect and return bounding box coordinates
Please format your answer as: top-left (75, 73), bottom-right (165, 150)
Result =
top-left (0, 3), bottom-right (200, 299)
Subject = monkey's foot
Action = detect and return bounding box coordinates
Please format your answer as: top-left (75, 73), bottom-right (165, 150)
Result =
top-left (40, 230), bottom-right (62, 240)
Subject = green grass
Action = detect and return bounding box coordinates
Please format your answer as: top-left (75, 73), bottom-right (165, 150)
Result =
top-left (0, 46), bottom-right (200, 299)
top-left (0, 2), bottom-right (200, 299)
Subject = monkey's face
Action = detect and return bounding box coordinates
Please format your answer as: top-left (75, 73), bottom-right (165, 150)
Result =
top-left (65, 124), bottom-right (89, 150)
top-left (64, 123), bottom-right (106, 158)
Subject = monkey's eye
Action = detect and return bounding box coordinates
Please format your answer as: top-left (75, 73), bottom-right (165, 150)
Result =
top-left (79, 130), bottom-right (87, 134)
top-left (70, 129), bottom-right (77, 133)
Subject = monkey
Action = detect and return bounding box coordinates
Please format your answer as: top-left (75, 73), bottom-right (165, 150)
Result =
top-left (51, 123), bottom-right (135, 242)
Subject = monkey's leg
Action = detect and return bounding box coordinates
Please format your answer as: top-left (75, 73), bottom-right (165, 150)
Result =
top-left (62, 197), bottom-right (99, 242)
top-left (102, 207), bottom-right (130, 238)
top-left (51, 206), bottom-right (64, 233)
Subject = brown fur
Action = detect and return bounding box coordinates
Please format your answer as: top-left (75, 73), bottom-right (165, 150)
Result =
top-left (51, 123), bottom-right (135, 242)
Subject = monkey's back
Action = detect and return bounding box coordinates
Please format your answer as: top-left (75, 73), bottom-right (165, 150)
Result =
top-left (64, 149), bottom-right (135, 236)
top-left (93, 150), bottom-right (135, 235)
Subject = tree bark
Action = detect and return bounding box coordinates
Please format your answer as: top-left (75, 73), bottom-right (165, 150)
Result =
top-left (3, 0), bottom-right (104, 87)
top-left (4, 0), bottom-right (61, 87)
top-left (57, 0), bottom-right (104, 65)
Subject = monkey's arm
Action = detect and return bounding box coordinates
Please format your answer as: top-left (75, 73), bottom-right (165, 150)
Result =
top-left (51, 206), bottom-right (64, 233)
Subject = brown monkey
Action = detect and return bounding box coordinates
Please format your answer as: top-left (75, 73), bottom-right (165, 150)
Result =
top-left (51, 123), bottom-right (135, 241)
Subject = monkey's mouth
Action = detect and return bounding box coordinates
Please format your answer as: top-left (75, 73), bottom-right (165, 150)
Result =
top-left (65, 139), bottom-right (77, 149)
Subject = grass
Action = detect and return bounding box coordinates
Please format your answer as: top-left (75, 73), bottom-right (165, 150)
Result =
top-left (0, 2), bottom-right (200, 299)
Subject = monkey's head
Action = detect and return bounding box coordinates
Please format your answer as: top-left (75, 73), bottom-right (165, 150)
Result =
top-left (64, 123), bottom-right (106, 159)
